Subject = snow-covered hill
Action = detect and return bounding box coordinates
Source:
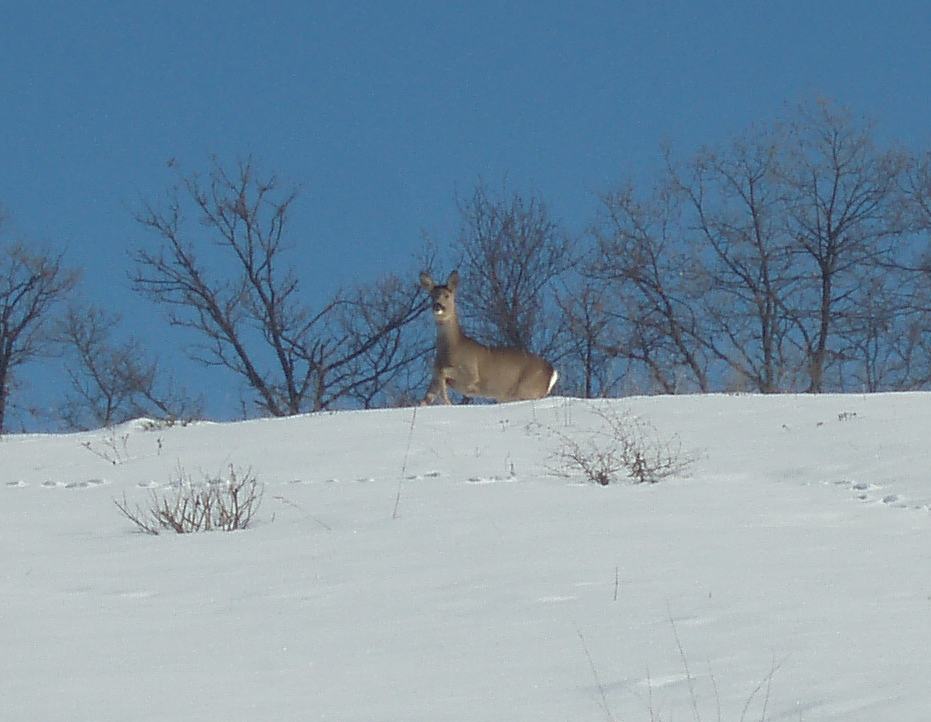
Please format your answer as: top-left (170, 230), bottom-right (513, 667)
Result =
top-left (2, 394), bottom-right (930, 721)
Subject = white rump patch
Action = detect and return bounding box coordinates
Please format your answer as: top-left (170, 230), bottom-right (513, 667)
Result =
top-left (547, 369), bottom-right (559, 394)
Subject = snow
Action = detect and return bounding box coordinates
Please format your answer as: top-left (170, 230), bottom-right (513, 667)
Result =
top-left (2, 393), bottom-right (930, 721)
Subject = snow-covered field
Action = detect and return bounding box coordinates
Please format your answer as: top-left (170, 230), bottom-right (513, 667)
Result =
top-left (2, 393), bottom-right (930, 721)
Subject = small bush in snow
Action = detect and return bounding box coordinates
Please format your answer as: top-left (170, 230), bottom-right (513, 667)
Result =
top-left (550, 405), bottom-right (691, 485)
top-left (115, 465), bottom-right (263, 534)
top-left (139, 416), bottom-right (195, 431)
top-left (80, 430), bottom-right (131, 466)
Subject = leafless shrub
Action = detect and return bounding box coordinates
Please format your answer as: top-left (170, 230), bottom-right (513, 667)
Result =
top-left (115, 465), bottom-right (263, 534)
top-left (80, 430), bottom-right (130, 466)
top-left (550, 405), bottom-right (692, 485)
top-left (139, 417), bottom-right (193, 431)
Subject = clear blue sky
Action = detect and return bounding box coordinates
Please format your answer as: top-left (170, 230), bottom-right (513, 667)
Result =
top-left (2, 0), bottom-right (929, 427)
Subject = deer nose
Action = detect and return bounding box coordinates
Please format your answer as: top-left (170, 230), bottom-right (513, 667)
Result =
top-left (433, 302), bottom-right (445, 313)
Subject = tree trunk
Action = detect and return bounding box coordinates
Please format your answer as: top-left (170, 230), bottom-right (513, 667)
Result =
top-left (810, 270), bottom-right (833, 393)
top-left (0, 372), bottom-right (8, 434)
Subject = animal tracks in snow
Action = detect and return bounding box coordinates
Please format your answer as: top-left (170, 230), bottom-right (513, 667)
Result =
top-left (282, 471), bottom-right (526, 486)
top-left (285, 471), bottom-right (444, 486)
top-left (280, 470), bottom-right (521, 486)
top-left (63, 479), bottom-right (107, 490)
top-left (4, 478), bottom-right (109, 490)
top-left (406, 471), bottom-right (442, 481)
top-left (3, 469), bottom-right (517, 491)
top-left (466, 474), bottom-right (518, 484)
top-left (826, 479), bottom-right (930, 513)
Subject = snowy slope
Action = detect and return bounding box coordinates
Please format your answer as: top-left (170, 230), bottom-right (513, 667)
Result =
top-left (2, 394), bottom-right (930, 721)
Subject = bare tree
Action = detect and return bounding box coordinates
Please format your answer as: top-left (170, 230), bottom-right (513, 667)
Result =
top-left (589, 101), bottom-right (920, 395)
top-left (904, 150), bottom-right (931, 235)
top-left (671, 133), bottom-right (799, 392)
top-left (132, 157), bottom-right (426, 416)
top-left (591, 183), bottom-right (712, 393)
top-left (554, 280), bottom-right (622, 397)
top-left (454, 183), bottom-right (574, 357)
top-left (882, 150), bottom-right (931, 389)
top-left (0, 242), bottom-right (79, 433)
top-left (56, 303), bottom-right (200, 429)
top-left (779, 101), bottom-right (910, 391)
top-left (132, 158), bottom-right (325, 416)
top-left (828, 271), bottom-right (922, 391)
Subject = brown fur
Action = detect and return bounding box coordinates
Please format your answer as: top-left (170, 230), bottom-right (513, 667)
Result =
top-left (420, 271), bottom-right (558, 404)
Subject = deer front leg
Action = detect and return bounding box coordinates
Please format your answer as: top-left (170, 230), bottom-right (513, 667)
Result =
top-left (422, 369), bottom-right (452, 405)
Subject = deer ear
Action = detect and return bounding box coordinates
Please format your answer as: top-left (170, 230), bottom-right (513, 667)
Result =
top-left (419, 272), bottom-right (435, 291)
top-left (447, 270), bottom-right (460, 290)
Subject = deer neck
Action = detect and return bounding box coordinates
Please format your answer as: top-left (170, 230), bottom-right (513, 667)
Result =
top-left (435, 314), bottom-right (465, 352)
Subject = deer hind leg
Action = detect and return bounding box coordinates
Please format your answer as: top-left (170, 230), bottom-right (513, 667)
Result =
top-left (510, 366), bottom-right (559, 401)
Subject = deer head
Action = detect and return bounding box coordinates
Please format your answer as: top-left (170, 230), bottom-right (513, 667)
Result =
top-left (419, 270), bottom-right (459, 325)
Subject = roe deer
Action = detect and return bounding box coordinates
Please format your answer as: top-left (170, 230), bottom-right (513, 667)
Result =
top-left (419, 270), bottom-right (558, 404)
